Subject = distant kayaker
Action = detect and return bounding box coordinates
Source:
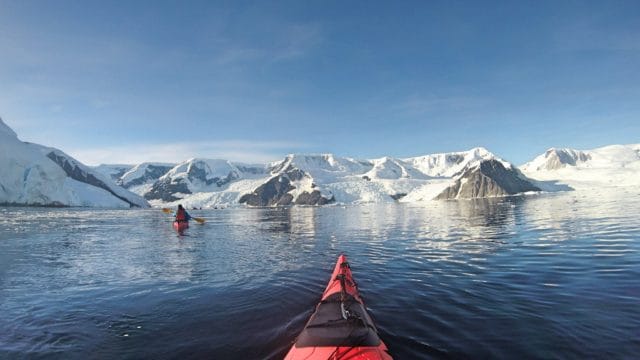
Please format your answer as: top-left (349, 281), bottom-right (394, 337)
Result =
top-left (174, 204), bottom-right (192, 224)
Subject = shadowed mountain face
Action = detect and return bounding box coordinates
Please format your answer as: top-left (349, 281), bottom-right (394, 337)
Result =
top-left (239, 167), bottom-right (334, 206)
top-left (547, 149), bottom-right (591, 168)
top-left (145, 177), bottom-right (191, 202)
top-left (185, 162), bottom-right (240, 187)
top-left (0, 117), bottom-right (150, 208)
top-left (239, 175), bottom-right (296, 206)
top-left (135, 152), bottom-right (549, 206)
top-left (524, 148), bottom-right (592, 171)
top-left (46, 151), bottom-right (148, 208)
top-left (436, 160), bottom-right (541, 200)
top-left (120, 164), bottom-right (175, 188)
top-left (141, 159), bottom-right (262, 202)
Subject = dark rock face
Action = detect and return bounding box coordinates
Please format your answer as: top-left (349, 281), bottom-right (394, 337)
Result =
top-left (121, 165), bottom-right (173, 188)
top-left (269, 156), bottom-right (293, 174)
top-left (145, 178), bottom-right (191, 201)
top-left (390, 193), bottom-right (407, 200)
top-left (46, 151), bottom-right (144, 208)
top-left (236, 165), bottom-right (266, 175)
top-left (239, 175), bottom-right (296, 206)
top-left (444, 154), bottom-right (465, 167)
top-left (436, 160), bottom-right (541, 200)
top-left (543, 149), bottom-right (591, 170)
top-left (284, 167), bottom-right (306, 181)
top-left (295, 191), bottom-right (334, 205)
top-left (187, 163), bottom-right (239, 187)
top-left (239, 167), bottom-right (334, 206)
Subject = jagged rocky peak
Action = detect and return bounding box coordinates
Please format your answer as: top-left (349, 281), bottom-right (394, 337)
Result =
top-left (404, 147), bottom-right (499, 177)
top-left (240, 157), bottom-right (334, 206)
top-left (270, 153), bottom-right (373, 175)
top-left (365, 157), bottom-right (429, 180)
top-left (172, 158), bottom-right (241, 186)
top-left (239, 172), bottom-right (334, 206)
top-left (119, 162), bottom-right (175, 188)
top-left (144, 158), bottom-right (265, 202)
top-left (145, 177), bottom-right (191, 202)
top-left (238, 174), bottom-right (296, 206)
top-left (522, 144), bottom-right (640, 173)
top-left (144, 159), bottom-right (223, 201)
top-left (435, 159), bottom-right (540, 200)
top-left (525, 148), bottom-right (591, 171)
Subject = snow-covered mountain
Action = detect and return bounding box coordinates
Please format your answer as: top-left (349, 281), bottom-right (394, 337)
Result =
top-left (404, 147), bottom-right (500, 177)
top-left (0, 118), bottom-right (149, 208)
top-left (144, 158), bottom-right (267, 205)
top-left (240, 160), bottom-right (334, 206)
top-left (521, 148), bottom-right (591, 171)
top-left (146, 148), bottom-right (542, 207)
top-left (118, 162), bottom-right (175, 193)
top-left (92, 164), bottom-right (133, 182)
top-left (435, 159), bottom-right (540, 200)
top-left (363, 157), bottom-right (430, 180)
top-left (9, 112), bottom-right (636, 209)
top-left (521, 144), bottom-right (640, 189)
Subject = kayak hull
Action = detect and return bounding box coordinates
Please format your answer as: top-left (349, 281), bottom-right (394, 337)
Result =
top-left (284, 254), bottom-right (392, 360)
top-left (173, 221), bottom-right (188, 232)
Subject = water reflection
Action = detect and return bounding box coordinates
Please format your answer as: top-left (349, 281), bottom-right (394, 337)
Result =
top-left (1, 192), bottom-right (639, 359)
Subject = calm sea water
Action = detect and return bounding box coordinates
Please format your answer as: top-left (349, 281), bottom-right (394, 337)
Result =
top-left (1, 190), bottom-right (639, 359)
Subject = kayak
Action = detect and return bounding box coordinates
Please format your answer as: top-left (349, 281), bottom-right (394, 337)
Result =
top-left (173, 221), bottom-right (188, 232)
top-left (284, 254), bottom-right (392, 360)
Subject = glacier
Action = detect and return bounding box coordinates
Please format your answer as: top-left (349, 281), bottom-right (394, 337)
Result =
top-left (0, 118), bottom-right (149, 208)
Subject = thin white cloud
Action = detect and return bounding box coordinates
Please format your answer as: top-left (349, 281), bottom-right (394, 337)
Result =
top-left (210, 23), bottom-right (323, 66)
top-left (271, 23), bottom-right (323, 61)
top-left (67, 140), bottom-right (310, 166)
top-left (395, 94), bottom-right (489, 116)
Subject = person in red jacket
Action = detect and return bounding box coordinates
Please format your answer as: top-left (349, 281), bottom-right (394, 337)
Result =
top-left (174, 204), bottom-right (192, 223)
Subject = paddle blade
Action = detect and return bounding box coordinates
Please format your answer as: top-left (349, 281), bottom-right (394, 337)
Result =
top-left (162, 208), bottom-right (173, 214)
top-left (193, 217), bottom-right (205, 224)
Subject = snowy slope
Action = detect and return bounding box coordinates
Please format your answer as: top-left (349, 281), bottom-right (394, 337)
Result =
top-left (144, 149), bottom-right (534, 207)
top-left (118, 162), bottom-right (175, 194)
top-left (521, 148), bottom-right (591, 171)
top-left (363, 157), bottom-right (429, 180)
top-left (270, 154), bottom-right (372, 181)
top-left (404, 147), bottom-right (504, 177)
top-left (240, 150), bottom-right (517, 205)
top-left (521, 144), bottom-right (640, 189)
top-left (145, 158), bottom-right (267, 204)
top-left (265, 154), bottom-right (418, 204)
top-left (92, 164), bottom-right (133, 182)
top-left (0, 118), bottom-right (149, 208)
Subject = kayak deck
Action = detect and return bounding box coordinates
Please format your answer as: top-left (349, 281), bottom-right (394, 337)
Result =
top-left (285, 254), bottom-right (392, 360)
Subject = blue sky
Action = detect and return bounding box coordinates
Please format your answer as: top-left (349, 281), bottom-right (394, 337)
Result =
top-left (1, 0), bottom-right (639, 165)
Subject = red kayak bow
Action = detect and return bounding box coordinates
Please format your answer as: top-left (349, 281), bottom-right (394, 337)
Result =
top-left (285, 254), bottom-right (392, 359)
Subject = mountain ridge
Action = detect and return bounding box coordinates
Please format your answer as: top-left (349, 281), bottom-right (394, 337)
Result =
top-left (2, 117), bottom-right (638, 208)
top-left (0, 118), bottom-right (149, 208)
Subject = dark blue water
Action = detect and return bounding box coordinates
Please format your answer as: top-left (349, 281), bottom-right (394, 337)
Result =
top-left (1, 191), bottom-right (639, 359)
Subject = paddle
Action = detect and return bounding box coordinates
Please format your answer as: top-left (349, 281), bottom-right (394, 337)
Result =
top-left (161, 207), bottom-right (205, 224)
